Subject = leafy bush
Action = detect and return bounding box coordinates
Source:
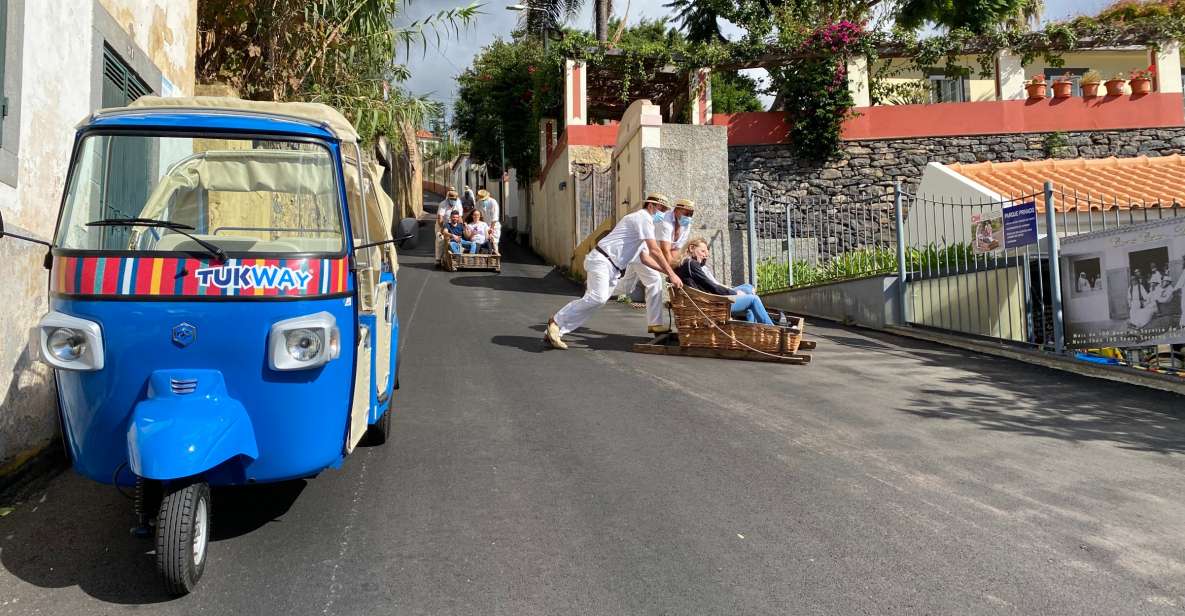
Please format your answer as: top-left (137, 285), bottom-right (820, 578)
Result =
top-left (755, 243), bottom-right (977, 293)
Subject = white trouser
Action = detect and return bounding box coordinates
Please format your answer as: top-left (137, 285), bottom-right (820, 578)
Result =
top-left (613, 260), bottom-right (665, 328)
top-left (490, 222), bottom-right (502, 249)
top-left (554, 252), bottom-right (621, 335)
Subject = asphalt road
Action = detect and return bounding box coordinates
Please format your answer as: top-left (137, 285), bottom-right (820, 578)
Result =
top-left (2, 225), bottom-right (1185, 615)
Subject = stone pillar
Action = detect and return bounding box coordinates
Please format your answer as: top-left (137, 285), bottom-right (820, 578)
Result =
top-left (611, 99), bottom-right (663, 219)
top-left (538, 118), bottom-right (557, 170)
top-left (846, 56), bottom-right (870, 107)
top-left (564, 59), bottom-right (588, 126)
top-left (1152, 41), bottom-right (1183, 93)
top-left (689, 68), bottom-right (712, 125)
top-left (995, 50), bottom-right (1025, 100)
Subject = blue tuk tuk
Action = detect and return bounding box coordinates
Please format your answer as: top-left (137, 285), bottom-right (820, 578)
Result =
top-left (0, 97), bottom-right (418, 594)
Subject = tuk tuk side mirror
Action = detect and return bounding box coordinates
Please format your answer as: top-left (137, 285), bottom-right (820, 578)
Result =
top-left (394, 218), bottom-right (419, 250)
top-left (0, 210), bottom-right (55, 266)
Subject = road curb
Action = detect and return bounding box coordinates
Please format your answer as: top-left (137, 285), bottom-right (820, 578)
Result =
top-left (881, 325), bottom-right (1185, 397)
top-left (0, 440), bottom-right (68, 506)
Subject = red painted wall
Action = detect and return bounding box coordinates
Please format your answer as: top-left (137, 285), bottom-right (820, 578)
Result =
top-left (538, 125), bottom-right (619, 183)
top-left (715, 92), bottom-right (1185, 146)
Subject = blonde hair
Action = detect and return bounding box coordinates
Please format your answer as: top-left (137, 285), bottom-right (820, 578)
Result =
top-left (678, 237), bottom-right (710, 266)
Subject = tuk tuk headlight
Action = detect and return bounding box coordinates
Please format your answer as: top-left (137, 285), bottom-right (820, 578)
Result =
top-left (269, 312), bottom-right (340, 371)
top-left (38, 312), bottom-right (104, 371)
top-left (47, 328), bottom-right (86, 361)
top-left (285, 328), bottom-right (322, 362)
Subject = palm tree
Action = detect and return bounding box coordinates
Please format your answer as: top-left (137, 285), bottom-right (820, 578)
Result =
top-left (521, 0), bottom-right (612, 42)
top-left (664, 0), bottom-right (725, 43)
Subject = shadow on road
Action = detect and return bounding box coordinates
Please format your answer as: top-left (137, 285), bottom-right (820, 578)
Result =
top-left (851, 329), bottom-right (1185, 455)
top-left (450, 269), bottom-right (577, 296)
top-left (211, 480), bottom-right (306, 540)
top-left (0, 474), bottom-right (306, 605)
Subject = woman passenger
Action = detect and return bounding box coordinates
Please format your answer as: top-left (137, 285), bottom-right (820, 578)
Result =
top-left (464, 209), bottom-right (491, 254)
top-left (674, 237), bottom-right (775, 325)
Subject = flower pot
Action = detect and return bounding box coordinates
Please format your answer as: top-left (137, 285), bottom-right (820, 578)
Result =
top-left (1129, 77), bottom-right (1152, 95)
top-left (1052, 81), bottom-right (1073, 98)
top-left (1025, 83), bottom-right (1048, 100)
top-left (1081, 82), bottom-right (1101, 97)
top-left (1104, 79), bottom-right (1126, 96)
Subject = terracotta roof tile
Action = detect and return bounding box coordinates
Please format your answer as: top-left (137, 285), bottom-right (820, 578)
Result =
top-left (947, 156), bottom-right (1185, 213)
top-left (416, 129), bottom-right (436, 139)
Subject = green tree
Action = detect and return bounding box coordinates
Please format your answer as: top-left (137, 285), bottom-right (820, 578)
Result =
top-left (453, 36), bottom-right (552, 181)
top-left (197, 0), bottom-right (480, 140)
top-left (711, 72), bottom-right (764, 113)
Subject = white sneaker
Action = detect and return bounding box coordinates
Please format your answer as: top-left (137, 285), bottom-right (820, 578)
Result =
top-left (545, 320), bottom-right (568, 350)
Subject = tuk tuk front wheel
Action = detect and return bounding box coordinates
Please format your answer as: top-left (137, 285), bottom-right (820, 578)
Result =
top-left (155, 481), bottom-right (211, 595)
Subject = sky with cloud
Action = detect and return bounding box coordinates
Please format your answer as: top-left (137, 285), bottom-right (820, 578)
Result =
top-left (399, 0), bottom-right (1116, 123)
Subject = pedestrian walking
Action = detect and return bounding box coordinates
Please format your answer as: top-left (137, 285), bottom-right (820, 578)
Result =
top-left (545, 193), bottom-right (683, 349)
top-left (462, 185), bottom-right (477, 211)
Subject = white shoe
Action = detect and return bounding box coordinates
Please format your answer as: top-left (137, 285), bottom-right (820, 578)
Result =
top-left (545, 320), bottom-right (568, 350)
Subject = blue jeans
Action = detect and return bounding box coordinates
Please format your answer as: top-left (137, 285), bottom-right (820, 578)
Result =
top-left (731, 294), bottom-right (774, 325)
top-left (734, 283), bottom-right (755, 294)
top-left (450, 240), bottom-right (479, 254)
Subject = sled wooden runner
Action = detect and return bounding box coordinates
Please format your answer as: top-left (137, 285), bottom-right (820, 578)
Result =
top-left (633, 332), bottom-right (813, 364)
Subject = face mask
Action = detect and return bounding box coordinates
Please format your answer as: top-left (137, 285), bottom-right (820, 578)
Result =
top-left (678, 216), bottom-right (692, 228)
top-left (448, 199), bottom-right (460, 206)
top-left (652, 210), bottom-right (666, 224)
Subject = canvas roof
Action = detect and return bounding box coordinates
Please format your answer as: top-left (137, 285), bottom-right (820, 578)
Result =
top-left (122, 96), bottom-right (360, 144)
top-left (947, 156), bottom-right (1185, 212)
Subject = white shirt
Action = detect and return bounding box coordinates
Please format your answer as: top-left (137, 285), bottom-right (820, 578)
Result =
top-left (596, 208), bottom-right (656, 269)
top-left (438, 199), bottom-right (462, 222)
top-left (466, 221), bottom-right (490, 244)
top-left (477, 197), bottom-right (500, 227)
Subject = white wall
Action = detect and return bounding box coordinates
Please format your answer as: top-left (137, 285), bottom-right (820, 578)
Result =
top-left (0, 1), bottom-right (195, 470)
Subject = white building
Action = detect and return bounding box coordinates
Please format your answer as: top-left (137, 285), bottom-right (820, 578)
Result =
top-left (0, 1), bottom-right (196, 472)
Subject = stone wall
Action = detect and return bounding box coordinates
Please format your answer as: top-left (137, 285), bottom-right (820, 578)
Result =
top-left (729, 127), bottom-right (1185, 229)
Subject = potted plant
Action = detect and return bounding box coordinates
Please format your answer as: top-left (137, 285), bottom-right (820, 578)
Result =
top-left (1052, 73), bottom-right (1074, 98)
top-left (1026, 74), bottom-right (1048, 99)
top-left (1105, 73), bottom-right (1127, 96)
top-left (1081, 70), bottom-right (1102, 97)
top-left (1129, 65), bottom-right (1155, 94)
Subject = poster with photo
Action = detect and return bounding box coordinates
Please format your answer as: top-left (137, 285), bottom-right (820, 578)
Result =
top-left (971, 211), bottom-right (1003, 254)
top-left (1060, 217), bottom-right (1185, 348)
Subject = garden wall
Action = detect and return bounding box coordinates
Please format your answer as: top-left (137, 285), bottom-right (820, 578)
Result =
top-left (728, 126), bottom-right (1185, 244)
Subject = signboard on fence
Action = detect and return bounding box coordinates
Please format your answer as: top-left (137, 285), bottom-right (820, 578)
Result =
top-left (971, 211), bottom-right (1003, 254)
top-left (970, 202), bottom-right (1037, 255)
top-left (1059, 217), bottom-right (1185, 349)
top-left (1002, 201), bottom-right (1039, 248)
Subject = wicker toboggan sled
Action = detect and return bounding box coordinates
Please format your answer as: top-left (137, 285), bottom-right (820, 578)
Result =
top-left (633, 286), bottom-right (815, 364)
top-left (441, 245), bottom-right (501, 272)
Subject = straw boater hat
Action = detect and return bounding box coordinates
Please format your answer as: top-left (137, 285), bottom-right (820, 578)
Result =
top-left (674, 198), bottom-right (695, 212)
top-left (642, 192), bottom-right (670, 208)
top-left (446, 190), bottom-right (458, 199)
top-left (476, 188), bottom-right (491, 200)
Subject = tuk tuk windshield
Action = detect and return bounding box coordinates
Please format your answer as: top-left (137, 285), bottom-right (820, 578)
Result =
top-left (56, 135), bottom-right (344, 255)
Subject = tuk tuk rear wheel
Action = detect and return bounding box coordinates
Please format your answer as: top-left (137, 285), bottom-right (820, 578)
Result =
top-left (363, 407), bottom-right (391, 446)
top-left (155, 481), bottom-right (211, 595)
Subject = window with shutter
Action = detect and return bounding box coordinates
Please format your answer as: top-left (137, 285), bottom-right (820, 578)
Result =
top-left (99, 43), bottom-right (152, 242)
top-left (101, 43), bottom-right (150, 107)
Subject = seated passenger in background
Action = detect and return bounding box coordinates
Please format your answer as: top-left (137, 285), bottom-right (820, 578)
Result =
top-left (443, 211), bottom-right (477, 254)
top-left (465, 209), bottom-right (491, 254)
top-left (674, 237), bottom-right (774, 325)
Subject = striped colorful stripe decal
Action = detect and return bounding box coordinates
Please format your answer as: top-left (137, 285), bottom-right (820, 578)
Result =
top-left (51, 256), bottom-right (351, 298)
